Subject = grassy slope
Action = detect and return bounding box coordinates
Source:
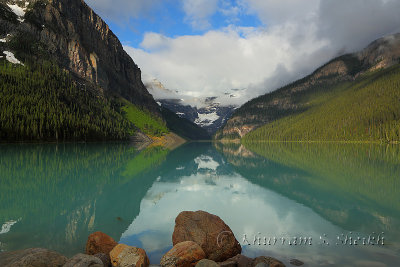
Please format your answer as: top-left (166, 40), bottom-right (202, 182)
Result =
top-left (243, 64), bottom-right (400, 142)
top-left (120, 98), bottom-right (169, 137)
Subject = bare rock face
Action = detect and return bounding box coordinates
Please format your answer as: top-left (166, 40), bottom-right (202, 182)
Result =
top-left (85, 231), bottom-right (118, 256)
top-left (172, 210), bottom-right (241, 262)
top-left (63, 253), bottom-right (103, 267)
top-left (160, 241), bottom-right (206, 267)
top-left (0, 0), bottom-right (160, 114)
top-left (109, 244), bottom-right (149, 267)
top-left (0, 247), bottom-right (67, 267)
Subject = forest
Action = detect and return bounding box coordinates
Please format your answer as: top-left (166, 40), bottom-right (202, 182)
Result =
top-left (242, 64), bottom-right (400, 143)
top-left (0, 59), bottom-right (169, 141)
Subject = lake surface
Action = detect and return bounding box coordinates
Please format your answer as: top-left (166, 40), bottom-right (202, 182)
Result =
top-left (0, 142), bottom-right (399, 266)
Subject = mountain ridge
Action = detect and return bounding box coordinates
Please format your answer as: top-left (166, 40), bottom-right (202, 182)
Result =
top-left (216, 33), bottom-right (400, 141)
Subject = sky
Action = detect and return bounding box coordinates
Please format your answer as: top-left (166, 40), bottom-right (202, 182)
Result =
top-left (85, 0), bottom-right (400, 107)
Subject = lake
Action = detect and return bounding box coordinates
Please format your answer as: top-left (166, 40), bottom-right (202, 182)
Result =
top-left (0, 142), bottom-right (399, 266)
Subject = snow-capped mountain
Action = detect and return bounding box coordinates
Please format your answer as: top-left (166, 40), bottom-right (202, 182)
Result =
top-left (144, 79), bottom-right (236, 133)
top-left (158, 99), bottom-right (235, 134)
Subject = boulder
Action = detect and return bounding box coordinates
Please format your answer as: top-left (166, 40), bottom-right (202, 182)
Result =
top-left (195, 259), bottom-right (219, 267)
top-left (160, 241), bottom-right (206, 267)
top-left (0, 248), bottom-right (67, 267)
top-left (252, 256), bottom-right (285, 267)
top-left (86, 231), bottom-right (118, 255)
top-left (94, 253), bottom-right (112, 267)
top-left (109, 244), bottom-right (149, 267)
top-left (63, 253), bottom-right (103, 267)
top-left (172, 211), bottom-right (241, 262)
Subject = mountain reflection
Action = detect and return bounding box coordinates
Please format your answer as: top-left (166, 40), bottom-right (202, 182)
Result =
top-left (1, 142), bottom-right (399, 266)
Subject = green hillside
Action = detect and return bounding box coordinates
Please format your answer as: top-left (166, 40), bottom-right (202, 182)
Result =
top-left (243, 64), bottom-right (400, 143)
top-left (0, 60), bottom-right (135, 141)
top-left (121, 98), bottom-right (168, 137)
top-left (0, 59), bottom-right (171, 141)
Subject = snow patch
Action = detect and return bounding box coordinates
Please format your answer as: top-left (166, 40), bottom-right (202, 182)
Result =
top-left (176, 166), bottom-right (185, 170)
top-left (194, 112), bottom-right (220, 127)
top-left (0, 38), bottom-right (6, 43)
top-left (0, 219), bottom-right (21, 235)
top-left (175, 112), bottom-right (185, 117)
top-left (3, 51), bottom-right (24, 65)
top-left (156, 101), bottom-right (162, 106)
top-left (7, 3), bottom-right (26, 23)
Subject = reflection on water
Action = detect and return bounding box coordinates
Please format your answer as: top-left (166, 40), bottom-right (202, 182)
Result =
top-left (0, 142), bottom-right (399, 266)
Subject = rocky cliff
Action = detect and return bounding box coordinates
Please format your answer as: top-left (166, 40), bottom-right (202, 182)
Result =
top-left (216, 33), bottom-right (400, 140)
top-left (0, 0), bottom-right (159, 114)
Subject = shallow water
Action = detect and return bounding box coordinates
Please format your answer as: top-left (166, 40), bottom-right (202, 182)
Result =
top-left (0, 142), bottom-right (399, 266)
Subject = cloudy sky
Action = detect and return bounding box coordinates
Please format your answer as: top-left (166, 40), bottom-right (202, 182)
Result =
top-left (86, 0), bottom-right (400, 106)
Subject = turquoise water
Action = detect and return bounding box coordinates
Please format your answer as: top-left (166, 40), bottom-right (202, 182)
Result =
top-left (0, 142), bottom-right (399, 266)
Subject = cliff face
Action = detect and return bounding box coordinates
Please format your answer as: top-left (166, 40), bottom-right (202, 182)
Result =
top-left (0, 0), bottom-right (159, 114)
top-left (216, 33), bottom-right (400, 140)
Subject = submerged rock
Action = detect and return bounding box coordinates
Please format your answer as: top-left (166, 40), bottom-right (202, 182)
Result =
top-left (253, 256), bottom-right (285, 267)
top-left (0, 247), bottom-right (67, 267)
top-left (86, 231), bottom-right (118, 255)
top-left (172, 211), bottom-right (241, 262)
top-left (289, 259), bottom-right (303, 266)
top-left (160, 241), bottom-right (206, 267)
top-left (218, 255), bottom-right (285, 267)
top-left (109, 244), bottom-right (149, 267)
top-left (219, 254), bottom-right (253, 267)
top-left (63, 253), bottom-right (103, 267)
top-left (195, 259), bottom-right (219, 267)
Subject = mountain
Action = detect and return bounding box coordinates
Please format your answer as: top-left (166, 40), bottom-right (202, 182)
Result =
top-left (160, 107), bottom-right (210, 140)
top-left (144, 78), bottom-right (236, 134)
top-left (159, 98), bottom-right (235, 134)
top-left (216, 33), bottom-right (400, 142)
top-left (0, 0), bottom-right (206, 141)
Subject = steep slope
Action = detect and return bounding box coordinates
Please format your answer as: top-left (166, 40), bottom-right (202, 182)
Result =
top-left (216, 33), bottom-right (400, 141)
top-left (160, 106), bottom-right (211, 140)
top-left (159, 99), bottom-right (235, 134)
top-left (0, 0), bottom-right (167, 141)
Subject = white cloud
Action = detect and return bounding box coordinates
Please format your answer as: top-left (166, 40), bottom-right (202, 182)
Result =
top-left (124, 0), bottom-right (400, 107)
top-left (182, 0), bottom-right (219, 30)
top-left (125, 21), bottom-right (330, 106)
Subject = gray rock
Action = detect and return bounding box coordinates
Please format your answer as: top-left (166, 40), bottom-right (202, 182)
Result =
top-left (196, 259), bottom-right (219, 267)
top-left (0, 247), bottom-right (67, 267)
top-left (63, 253), bottom-right (103, 267)
top-left (289, 259), bottom-right (303, 266)
top-left (254, 263), bottom-right (269, 267)
top-left (94, 253), bottom-right (111, 267)
top-left (253, 256), bottom-right (285, 267)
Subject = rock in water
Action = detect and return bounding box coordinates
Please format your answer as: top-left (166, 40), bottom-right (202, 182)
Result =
top-left (289, 259), bottom-right (304, 266)
top-left (219, 254), bottom-right (253, 267)
top-left (0, 248), bottom-right (67, 267)
top-left (253, 256), bottom-right (285, 267)
top-left (160, 241), bottom-right (206, 267)
top-left (86, 231), bottom-right (118, 255)
top-left (109, 244), bottom-right (149, 267)
top-left (195, 259), bottom-right (219, 267)
top-left (63, 253), bottom-right (103, 267)
top-left (94, 253), bottom-right (112, 267)
top-left (172, 210), bottom-right (241, 262)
